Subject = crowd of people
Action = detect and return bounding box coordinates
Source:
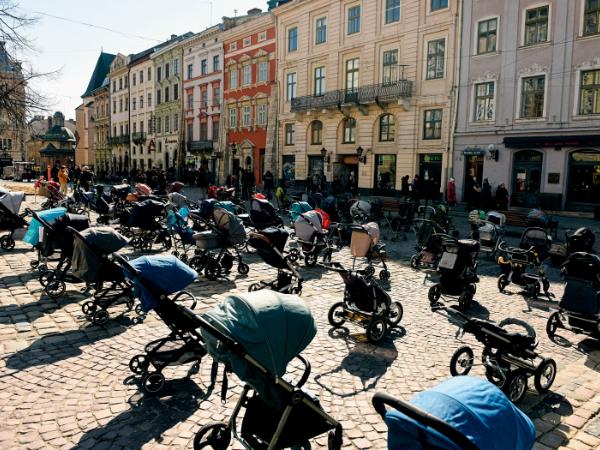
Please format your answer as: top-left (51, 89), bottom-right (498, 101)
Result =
top-left (447, 176), bottom-right (510, 211)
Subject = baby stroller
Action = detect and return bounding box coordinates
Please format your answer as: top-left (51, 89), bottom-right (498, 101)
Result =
top-left (241, 197), bottom-right (283, 230)
top-left (547, 252), bottom-right (600, 341)
top-left (289, 201), bottom-right (312, 223)
top-left (410, 219), bottom-right (449, 271)
top-left (326, 262), bottom-right (403, 343)
top-left (550, 227), bottom-right (596, 266)
top-left (372, 376), bottom-right (536, 449)
top-left (428, 238), bottom-right (480, 309)
top-left (247, 227), bottom-right (303, 294)
top-left (443, 307), bottom-right (556, 403)
top-left (497, 229), bottom-right (552, 298)
top-left (291, 209), bottom-right (332, 266)
top-left (112, 254), bottom-right (208, 394)
top-left (189, 208), bottom-right (248, 280)
top-left (38, 180), bottom-right (65, 209)
top-left (470, 211), bottom-right (506, 259)
top-left (0, 191), bottom-right (27, 250)
top-left (166, 208), bottom-right (196, 262)
top-left (349, 222), bottom-right (390, 281)
top-left (120, 199), bottom-right (171, 251)
top-left (194, 291), bottom-right (343, 450)
top-left (70, 227), bottom-right (136, 325)
top-left (23, 207), bottom-right (67, 272)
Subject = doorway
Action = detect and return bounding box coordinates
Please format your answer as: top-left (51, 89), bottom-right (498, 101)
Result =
top-left (567, 150), bottom-right (600, 208)
top-left (463, 155), bottom-right (484, 199)
top-left (511, 150), bottom-right (543, 208)
top-left (419, 153), bottom-right (443, 200)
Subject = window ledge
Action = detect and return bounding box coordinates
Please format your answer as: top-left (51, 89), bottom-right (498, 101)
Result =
top-left (469, 120), bottom-right (496, 126)
top-left (519, 41), bottom-right (552, 50)
top-left (577, 33), bottom-right (600, 41)
top-left (572, 114), bottom-right (600, 120)
top-left (472, 51), bottom-right (500, 58)
top-left (514, 117), bottom-right (547, 123)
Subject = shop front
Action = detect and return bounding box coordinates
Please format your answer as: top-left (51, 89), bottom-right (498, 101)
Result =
top-left (462, 148), bottom-right (484, 199)
top-left (511, 150), bottom-right (543, 208)
top-left (333, 155), bottom-right (358, 192)
top-left (308, 155), bottom-right (324, 178)
top-left (282, 155), bottom-right (295, 183)
top-left (567, 150), bottom-right (600, 209)
top-left (373, 154), bottom-right (396, 196)
top-left (419, 153), bottom-right (443, 200)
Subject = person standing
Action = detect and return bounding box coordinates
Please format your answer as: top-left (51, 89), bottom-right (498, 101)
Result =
top-left (471, 177), bottom-right (482, 210)
top-left (58, 166), bottom-right (69, 194)
top-left (401, 175), bottom-right (410, 199)
top-left (78, 166), bottom-right (94, 192)
top-left (495, 183), bottom-right (509, 210)
top-left (411, 174), bottom-right (421, 202)
top-left (196, 167), bottom-right (208, 200)
top-left (446, 177), bottom-right (456, 206)
top-left (262, 170), bottom-right (274, 199)
top-left (481, 178), bottom-right (492, 210)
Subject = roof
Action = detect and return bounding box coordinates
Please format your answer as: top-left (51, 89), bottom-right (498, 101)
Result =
top-left (267, 0), bottom-right (292, 10)
top-left (0, 41), bottom-right (22, 74)
top-left (81, 52), bottom-right (116, 98)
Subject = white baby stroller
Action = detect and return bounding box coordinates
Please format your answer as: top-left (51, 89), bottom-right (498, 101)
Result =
top-left (350, 222), bottom-right (391, 281)
top-left (290, 210), bottom-right (332, 266)
top-left (472, 211), bottom-right (506, 259)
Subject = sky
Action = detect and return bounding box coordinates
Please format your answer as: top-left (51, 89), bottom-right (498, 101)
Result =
top-left (16, 0), bottom-right (262, 121)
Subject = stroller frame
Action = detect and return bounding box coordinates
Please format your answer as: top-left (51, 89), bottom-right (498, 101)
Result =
top-left (0, 201), bottom-right (27, 250)
top-left (290, 214), bottom-right (333, 267)
top-left (410, 219), bottom-right (450, 271)
top-left (497, 242), bottom-right (550, 298)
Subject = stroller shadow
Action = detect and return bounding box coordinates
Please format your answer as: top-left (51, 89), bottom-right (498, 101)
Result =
top-left (72, 378), bottom-right (205, 450)
top-left (314, 334), bottom-right (398, 398)
top-left (0, 292), bottom-right (85, 324)
top-left (438, 302), bottom-right (490, 326)
top-left (4, 317), bottom-right (132, 371)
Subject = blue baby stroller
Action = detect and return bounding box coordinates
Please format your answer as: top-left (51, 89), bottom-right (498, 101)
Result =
top-left (166, 207), bottom-right (196, 262)
top-left (0, 190), bottom-right (27, 250)
top-left (194, 291), bottom-right (343, 450)
top-left (372, 376), bottom-right (536, 450)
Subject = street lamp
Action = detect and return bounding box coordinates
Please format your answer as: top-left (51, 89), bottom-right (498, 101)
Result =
top-left (231, 142), bottom-right (237, 157)
top-left (356, 146), bottom-right (367, 164)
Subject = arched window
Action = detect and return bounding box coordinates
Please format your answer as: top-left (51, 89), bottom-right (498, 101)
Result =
top-left (342, 117), bottom-right (356, 144)
top-left (379, 114), bottom-right (395, 142)
top-left (311, 121), bottom-right (323, 145)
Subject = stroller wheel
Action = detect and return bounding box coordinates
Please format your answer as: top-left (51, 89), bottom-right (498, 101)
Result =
top-left (135, 304), bottom-right (145, 316)
top-left (387, 301), bottom-right (403, 327)
top-left (205, 263), bottom-right (222, 281)
top-left (39, 270), bottom-right (55, 287)
top-left (497, 274), bottom-right (509, 292)
top-left (188, 255), bottom-right (207, 272)
top-left (171, 250), bottom-right (179, 258)
top-left (534, 358), bottom-right (557, 393)
top-left (458, 291), bottom-right (473, 309)
top-left (327, 302), bottom-right (346, 328)
top-left (130, 237), bottom-right (142, 249)
top-left (449, 346), bottom-right (474, 376)
top-left (248, 283), bottom-right (262, 292)
top-left (468, 283), bottom-right (477, 295)
top-left (193, 422), bottom-right (231, 450)
top-left (287, 248), bottom-right (300, 262)
top-left (46, 280), bottom-right (66, 298)
top-left (546, 312), bottom-right (562, 339)
top-left (129, 354), bottom-right (149, 375)
top-left (291, 286), bottom-right (302, 295)
top-left (364, 265), bottom-right (375, 278)
top-left (0, 235), bottom-right (15, 250)
top-left (30, 260), bottom-right (39, 269)
top-left (142, 371), bottom-right (165, 394)
top-left (237, 263), bottom-right (250, 275)
top-left (428, 284), bottom-right (442, 305)
top-left (188, 362), bottom-right (200, 375)
top-left (379, 270), bottom-right (391, 282)
top-left (410, 255), bottom-right (420, 270)
top-left (141, 240), bottom-right (153, 252)
top-left (81, 301), bottom-right (97, 316)
top-left (503, 369), bottom-right (528, 403)
top-left (304, 253), bottom-right (318, 267)
top-left (92, 309), bottom-right (109, 325)
top-left (366, 318), bottom-right (387, 343)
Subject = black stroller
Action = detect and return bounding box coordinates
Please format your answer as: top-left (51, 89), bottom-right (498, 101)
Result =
top-left (428, 239), bottom-right (480, 309)
top-left (112, 254), bottom-right (207, 394)
top-left (497, 227), bottom-right (552, 298)
top-left (240, 197), bottom-right (283, 230)
top-left (119, 199), bottom-right (171, 251)
top-left (441, 307), bottom-right (556, 403)
top-left (550, 227), bottom-right (596, 265)
top-left (547, 252), bottom-right (600, 341)
top-left (326, 262), bottom-right (403, 343)
top-left (247, 227), bottom-right (303, 294)
top-left (0, 191), bottom-right (27, 250)
top-left (410, 219), bottom-right (449, 271)
top-left (194, 291), bottom-right (343, 450)
top-left (70, 227), bottom-right (136, 325)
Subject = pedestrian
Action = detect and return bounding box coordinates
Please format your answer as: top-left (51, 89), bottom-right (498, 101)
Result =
top-left (73, 165), bottom-right (81, 188)
top-left (58, 165), bottom-right (69, 194)
top-left (411, 174), bottom-right (421, 202)
top-left (446, 177), bottom-right (456, 207)
top-left (481, 178), bottom-right (492, 210)
top-left (196, 167), bottom-right (208, 200)
top-left (495, 183), bottom-right (509, 210)
top-left (78, 166), bottom-right (94, 192)
top-left (263, 170), bottom-right (274, 199)
top-left (331, 175), bottom-right (342, 196)
top-left (471, 177), bottom-right (481, 209)
top-left (401, 175), bottom-right (410, 199)
top-left (50, 162), bottom-right (60, 183)
top-left (158, 170), bottom-right (167, 194)
top-left (347, 171), bottom-right (357, 196)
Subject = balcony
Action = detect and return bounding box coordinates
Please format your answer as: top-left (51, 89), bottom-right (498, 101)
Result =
top-left (187, 140), bottom-right (214, 153)
top-left (108, 135), bottom-right (130, 145)
top-left (291, 80), bottom-right (413, 113)
top-left (132, 132), bottom-right (147, 144)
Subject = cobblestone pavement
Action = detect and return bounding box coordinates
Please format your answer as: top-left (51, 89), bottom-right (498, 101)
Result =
top-left (1, 191), bottom-right (599, 450)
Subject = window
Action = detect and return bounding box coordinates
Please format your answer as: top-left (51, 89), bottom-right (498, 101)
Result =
top-left (124, 99), bottom-right (128, 111)
top-left (165, 86), bottom-right (170, 102)
top-left (148, 93), bottom-right (152, 107)
top-left (174, 59), bottom-right (179, 76)
top-left (165, 115), bottom-right (170, 133)
top-left (213, 120), bottom-right (220, 141)
top-left (140, 70), bottom-right (144, 83)
top-left (258, 61), bottom-right (268, 82)
top-left (157, 66), bottom-right (162, 81)
top-left (374, 155), bottom-right (397, 191)
top-left (229, 108), bottom-right (237, 128)
top-left (343, 118), bottom-right (356, 143)
top-left (426, 38), bottom-right (445, 79)
top-left (242, 106), bottom-right (251, 127)
top-left (174, 84), bottom-right (179, 100)
top-left (140, 95), bottom-right (144, 109)
top-left (584, 0), bottom-right (600, 35)
top-left (524, 6), bottom-right (549, 46)
top-left (311, 121), bottom-right (323, 145)
top-left (474, 82), bottom-right (495, 121)
top-left (243, 65), bottom-right (252, 86)
top-left (257, 104), bottom-right (267, 125)
top-left (200, 122), bottom-right (208, 140)
top-left (243, 37), bottom-right (252, 47)
top-left (382, 50), bottom-right (399, 84)
top-left (259, 31), bottom-right (267, 42)
top-left (285, 123), bottom-right (295, 145)
top-left (187, 64), bottom-right (193, 79)
top-left (132, 98), bottom-right (136, 111)
top-left (345, 58), bottom-right (359, 92)
top-left (201, 59), bottom-right (208, 75)
top-left (385, 0), bottom-right (401, 24)
top-left (174, 113), bottom-right (179, 131)
top-left (520, 75), bottom-right (545, 118)
top-left (119, 78), bottom-right (123, 90)
top-left (379, 114), bottom-right (395, 141)
top-left (230, 42), bottom-right (237, 51)
top-left (348, 6), bottom-right (361, 34)
top-left (213, 87), bottom-right (221, 106)
top-left (288, 27), bottom-right (298, 52)
top-left (148, 67), bottom-right (152, 81)
top-left (148, 118), bottom-right (152, 133)
top-left (132, 73), bottom-right (136, 86)
top-left (157, 89), bottom-right (162, 104)
top-left (165, 63), bottom-right (170, 79)
top-left (133, 122), bottom-right (137, 133)
top-left (119, 98), bottom-right (123, 112)
top-left (188, 93), bottom-right (194, 110)
top-left (431, 0), bottom-right (448, 11)
top-left (140, 121), bottom-right (144, 133)
top-left (314, 66), bottom-right (326, 96)
top-left (213, 55), bottom-right (220, 71)
top-left (423, 109), bottom-right (442, 139)
top-left (113, 100), bottom-right (116, 114)
top-left (230, 69), bottom-right (238, 89)
top-left (316, 17), bottom-right (327, 44)
top-left (201, 90), bottom-right (208, 108)
top-left (477, 18), bottom-right (497, 54)
top-left (286, 72), bottom-right (297, 101)
top-left (112, 80), bottom-right (116, 93)
top-left (156, 117), bottom-right (162, 133)
top-left (579, 69), bottom-right (600, 115)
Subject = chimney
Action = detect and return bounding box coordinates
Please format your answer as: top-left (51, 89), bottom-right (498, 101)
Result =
top-left (247, 8), bottom-right (262, 15)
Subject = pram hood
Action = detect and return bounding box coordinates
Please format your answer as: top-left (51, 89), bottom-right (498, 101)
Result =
top-left (350, 222), bottom-right (380, 257)
top-left (71, 227), bottom-right (130, 282)
top-left (214, 201), bottom-right (238, 214)
top-left (213, 208), bottom-right (246, 245)
top-left (124, 255), bottom-right (198, 311)
top-left (290, 201), bottom-right (312, 221)
top-left (294, 210), bottom-right (323, 241)
top-left (168, 192), bottom-right (188, 209)
top-left (520, 227), bottom-right (551, 251)
top-left (249, 227), bottom-right (288, 252)
top-left (23, 207), bottom-right (67, 246)
top-left (384, 376), bottom-right (535, 450)
top-left (562, 252), bottom-right (600, 283)
top-left (127, 199), bottom-right (165, 228)
top-left (486, 211), bottom-right (506, 227)
top-left (0, 191), bottom-right (25, 215)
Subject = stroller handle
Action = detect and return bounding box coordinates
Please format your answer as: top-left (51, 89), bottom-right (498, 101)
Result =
top-left (171, 290), bottom-right (198, 310)
top-left (371, 392), bottom-right (479, 450)
top-left (498, 241), bottom-right (535, 256)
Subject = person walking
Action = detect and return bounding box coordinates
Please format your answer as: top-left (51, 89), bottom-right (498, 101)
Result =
top-left (58, 166), bottom-right (69, 195)
top-left (446, 177), bottom-right (456, 207)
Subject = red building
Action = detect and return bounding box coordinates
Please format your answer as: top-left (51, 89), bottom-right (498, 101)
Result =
top-left (221, 10), bottom-right (277, 185)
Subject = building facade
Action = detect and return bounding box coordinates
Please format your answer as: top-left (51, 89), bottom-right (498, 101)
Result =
top-left (221, 10), bottom-right (278, 184)
top-left (454, 0), bottom-right (600, 210)
top-left (0, 41), bottom-right (26, 165)
top-left (182, 25), bottom-right (223, 177)
top-left (92, 80), bottom-right (111, 176)
top-left (108, 53), bottom-right (131, 174)
top-left (273, 0), bottom-right (459, 196)
top-left (129, 50), bottom-right (156, 171)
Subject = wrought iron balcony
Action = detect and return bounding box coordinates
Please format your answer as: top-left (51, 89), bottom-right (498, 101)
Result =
top-left (108, 135), bottom-right (130, 145)
top-left (187, 140), bottom-right (214, 153)
top-left (132, 132), bottom-right (147, 144)
top-left (291, 80), bottom-right (413, 113)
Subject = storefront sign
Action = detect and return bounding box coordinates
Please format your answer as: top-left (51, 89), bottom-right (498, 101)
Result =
top-left (463, 148), bottom-right (485, 156)
top-left (547, 173), bottom-right (560, 184)
top-left (422, 154), bottom-right (442, 163)
top-left (504, 135), bottom-right (600, 149)
top-left (165, 138), bottom-right (178, 144)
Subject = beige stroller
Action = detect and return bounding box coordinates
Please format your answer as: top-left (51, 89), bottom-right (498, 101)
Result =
top-left (350, 222), bottom-right (391, 281)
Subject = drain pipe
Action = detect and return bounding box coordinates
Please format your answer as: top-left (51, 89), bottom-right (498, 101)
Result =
top-left (447, 0), bottom-right (464, 195)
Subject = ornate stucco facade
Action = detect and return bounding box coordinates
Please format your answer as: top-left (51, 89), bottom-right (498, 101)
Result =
top-left (108, 53), bottom-right (131, 174)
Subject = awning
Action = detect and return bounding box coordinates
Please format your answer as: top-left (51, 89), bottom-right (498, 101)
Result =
top-left (504, 135), bottom-right (600, 149)
top-left (342, 155), bottom-right (359, 164)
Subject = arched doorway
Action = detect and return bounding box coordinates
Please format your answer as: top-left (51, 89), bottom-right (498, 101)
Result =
top-left (567, 150), bottom-right (600, 208)
top-left (511, 150), bottom-right (543, 208)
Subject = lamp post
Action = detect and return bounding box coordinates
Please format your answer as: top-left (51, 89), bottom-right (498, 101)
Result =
top-left (356, 146), bottom-right (367, 164)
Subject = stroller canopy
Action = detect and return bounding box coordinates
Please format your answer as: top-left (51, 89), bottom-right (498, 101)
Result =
top-left (294, 210), bottom-right (323, 241)
top-left (290, 201), bottom-right (312, 222)
top-left (168, 192), bottom-right (188, 209)
top-left (23, 207), bottom-right (67, 246)
top-left (0, 191), bottom-right (25, 215)
top-left (214, 201), bottom-right (238, 214)
top-left (350, 222), bottom-right (380, 257)
top-left (72, 227), bottom-right (130, 283)
top-left (125, 255), bottom-right (198, 311)
top-left (214, 208), bottom-right (246, 245)
top-left (385, 376), bottom-right (535, 450)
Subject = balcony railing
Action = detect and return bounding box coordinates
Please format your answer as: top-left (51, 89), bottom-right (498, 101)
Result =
top-left (187, 140), bottom-right (214, 153)
top-left (291, 80), bottom-right (413, 113)
top-left (132, 132), bottom-right (147, 144)
top-left (108, 135), bottom-right (130, 145)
